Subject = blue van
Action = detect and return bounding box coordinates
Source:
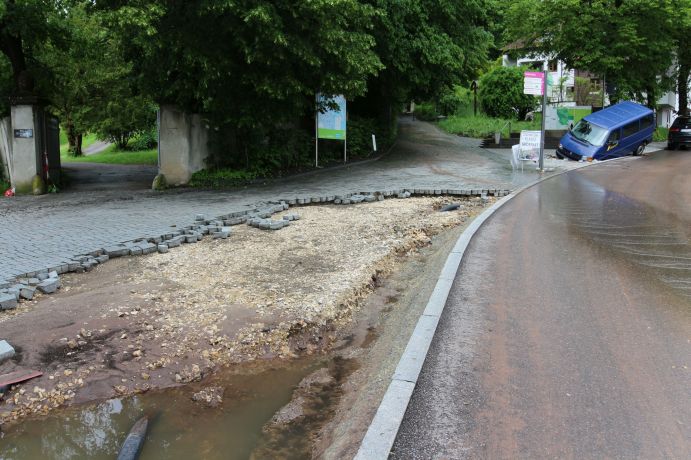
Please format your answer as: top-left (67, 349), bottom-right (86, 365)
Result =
top-left (556, 101), bottom-right (655, 161)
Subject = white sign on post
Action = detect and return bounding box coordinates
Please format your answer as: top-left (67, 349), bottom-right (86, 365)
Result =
top-left (519, 130), bottom-right (541, 160)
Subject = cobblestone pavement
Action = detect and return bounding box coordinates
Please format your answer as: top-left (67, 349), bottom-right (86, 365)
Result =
top-left (0, 118), bottom-right (579, 285)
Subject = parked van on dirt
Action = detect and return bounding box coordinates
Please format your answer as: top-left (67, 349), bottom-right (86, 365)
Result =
top-left (556, 101), bottom-right (655, 161)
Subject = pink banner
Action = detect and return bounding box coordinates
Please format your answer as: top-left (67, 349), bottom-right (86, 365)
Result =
top-left (524, 71), bottom-right (544, 79)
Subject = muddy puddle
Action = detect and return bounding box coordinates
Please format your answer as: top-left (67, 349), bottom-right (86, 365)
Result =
top-left (1, 359), bottom-right (330, 459)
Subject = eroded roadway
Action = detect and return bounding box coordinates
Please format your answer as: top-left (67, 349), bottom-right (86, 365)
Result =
top-left (0, 118), bottom-right (578, 286)
top-left (393, 150), bottom-right (691, 459)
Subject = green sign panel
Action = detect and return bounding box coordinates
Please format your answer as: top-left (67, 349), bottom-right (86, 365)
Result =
top-left (317, 94), bottom-right (346, 140)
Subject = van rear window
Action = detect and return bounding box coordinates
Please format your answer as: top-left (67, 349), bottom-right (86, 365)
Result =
top-left (640, 114), bottom-right (654, 129)
top-left (623, 121), bottom-right (639, 138)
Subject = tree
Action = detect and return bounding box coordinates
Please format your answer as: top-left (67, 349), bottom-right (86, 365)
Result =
top-left (671, 0), bottom-right (691, 115)
top-left (356, 0), bottom-right (493, 114)
top-left (0, 0), bottom-right (64, 97)
top-left (92, 96), bottom-right (156, 150)
top-left (90, 1), bottom-right (495, 170)
top-left (478, 66), bottom-right (537, 119)
top-left (502, 0), bottom-right (677, 107)
top-left (0, 57), bottom-right (13, 116)
top-left (32, 2), bottom-right (156, 155)
top-left (101, 1), bottom-right (381, 123)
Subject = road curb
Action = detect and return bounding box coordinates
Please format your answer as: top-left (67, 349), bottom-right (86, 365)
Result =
top-left (354, 160), bottom-right (597, 459)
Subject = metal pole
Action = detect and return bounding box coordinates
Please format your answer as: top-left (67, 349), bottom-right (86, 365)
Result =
top-left (344, 103), bottom-right (347, 163)
top-left (315, 102), bottom-right (319, 168)
top-left (539, 61), bottom-right (547, 171)
top-left (156, 108), bottom-right (161, 170)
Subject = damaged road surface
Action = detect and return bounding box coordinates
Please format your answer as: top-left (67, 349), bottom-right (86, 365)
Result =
top-left (0, 196), bottom-right (491, 458)
top-left (394, 151), bottom-right (691, 458)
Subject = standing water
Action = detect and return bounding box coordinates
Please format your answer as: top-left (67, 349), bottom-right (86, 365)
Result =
top-left (0, 360), bottom-right (320, 459)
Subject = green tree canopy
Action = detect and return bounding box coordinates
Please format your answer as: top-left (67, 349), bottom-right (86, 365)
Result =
top-left (101, 0), bottom-right (383, 127)
top-left (502, 0), bottom-right (678, 106)
top-left (366, 0), bottom-right (492, 104)
top-left (0, 0), bottom-right (66, 97)
top-left (478, 66), bottom-right (537, 119)
top-left (30, 2), bottom-right (155, 154)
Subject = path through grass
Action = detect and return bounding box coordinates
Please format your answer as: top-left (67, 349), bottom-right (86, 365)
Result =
top-left (61, 145), bottom-right (157, 165)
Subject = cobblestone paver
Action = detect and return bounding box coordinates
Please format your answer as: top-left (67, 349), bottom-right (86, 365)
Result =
top-left (0, 119), bottom-right (579, 285)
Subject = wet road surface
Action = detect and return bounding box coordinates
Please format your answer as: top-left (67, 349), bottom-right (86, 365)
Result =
top-left (393, 150), bottom-right (691, 459)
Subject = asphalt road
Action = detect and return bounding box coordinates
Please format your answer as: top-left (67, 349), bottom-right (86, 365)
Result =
top-left (393, 150), bottom-right (691, 459)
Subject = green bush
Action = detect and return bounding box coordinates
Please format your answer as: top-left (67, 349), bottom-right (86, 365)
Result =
top-left (438, 86), bottom-right (473, 116)
top-left (129, 128), bottom-right (157, 151)
top-left (207, 124), bottom-right (312, 174)
top-left (252, 127), bottom-right (312, 173)
top-left (346, 117), bottom-right (380, 158)
top-left (414, 103), bottom-right (438, 121)
top-left (189, 168), bottom-right (259, 188)
top-left (478, 66), bottom-right (537, 119)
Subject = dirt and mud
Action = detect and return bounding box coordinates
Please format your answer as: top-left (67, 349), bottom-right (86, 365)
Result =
top-left (0, 196), bottom-right (490, 453)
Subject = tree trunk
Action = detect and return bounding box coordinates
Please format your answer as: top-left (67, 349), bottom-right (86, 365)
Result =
top-left (0, 24), bottom-right (32, 95)
top-left (77, 134), bottom-right (83, 156)
top-left (678, 61), bottom-right (689, 117)
top-left (646, 85), bottom-right (656, 110)
top-left (116, 134), bottom-right (129, 150)
top-left (65, 117), bottom-right (83, 156)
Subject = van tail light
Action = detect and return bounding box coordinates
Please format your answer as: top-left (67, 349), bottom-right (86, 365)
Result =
top-left (670, 128), bottom-right (680, 132)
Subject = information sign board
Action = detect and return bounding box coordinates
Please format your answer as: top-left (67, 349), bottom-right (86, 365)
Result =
top-left (523, 71), bottom-right (544, 96)
top-left (520, 130), bottom-right (541, 149)
top-left (317, 95), bottom-right (346, 140)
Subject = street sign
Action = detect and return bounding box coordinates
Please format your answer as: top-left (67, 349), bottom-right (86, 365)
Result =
top-left (523, 71), bottom-right (544, 96)
top-left (14, 129), bottom-right (33, 139)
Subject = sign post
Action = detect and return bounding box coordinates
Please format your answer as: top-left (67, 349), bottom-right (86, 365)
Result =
top-left (316, 94), bottom-right (347, 167)
top-left (539, 62), bottom-right (548, 171)
top-left (523, 68), bottom-right (547, 171)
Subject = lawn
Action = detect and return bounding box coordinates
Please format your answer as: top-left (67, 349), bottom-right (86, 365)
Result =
top-left (61, 144), bottom-right (158, 165)
top-left (437, 114), bottom-right (541, 139)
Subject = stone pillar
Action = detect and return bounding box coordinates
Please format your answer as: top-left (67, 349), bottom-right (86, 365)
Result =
top-left (9, 104), bottom-right (42, 194)
top-left (158, 105), bottom-right (210, 186)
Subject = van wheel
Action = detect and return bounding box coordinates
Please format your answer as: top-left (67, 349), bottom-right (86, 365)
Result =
top-left (667, 142), bottom-right (677, 150)
top-left (633, 143), bottom-right (645, 156)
